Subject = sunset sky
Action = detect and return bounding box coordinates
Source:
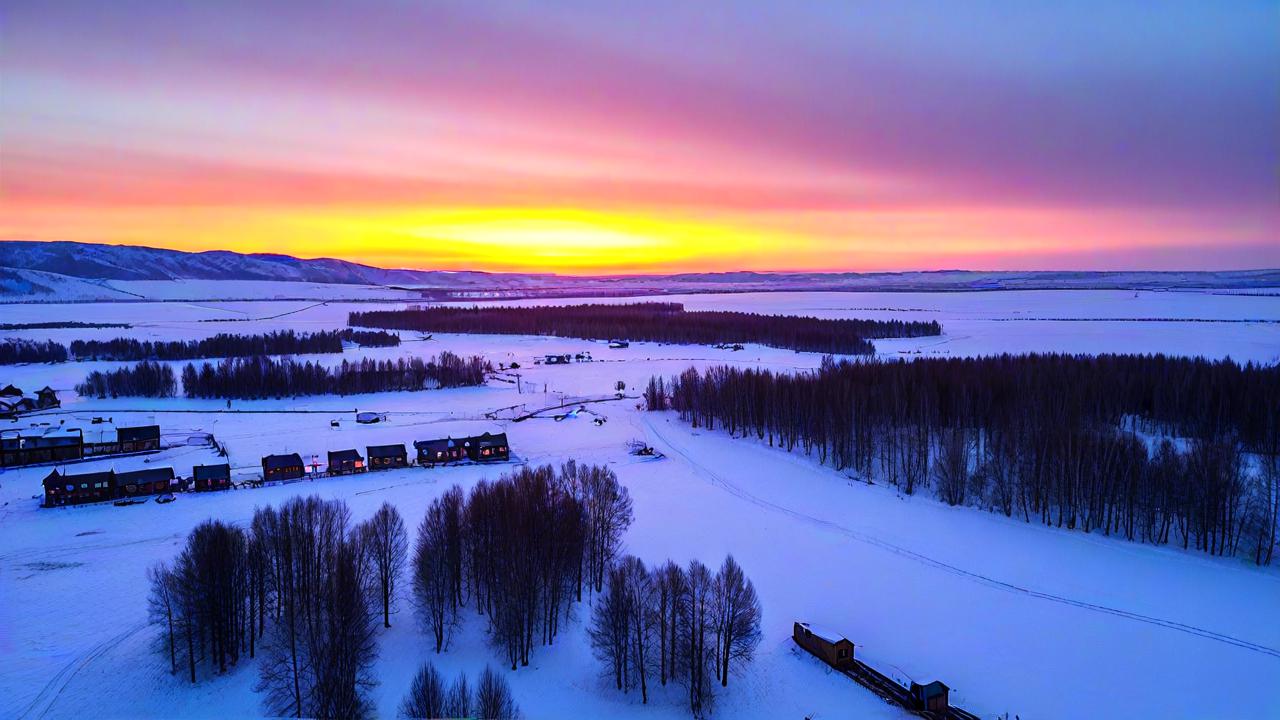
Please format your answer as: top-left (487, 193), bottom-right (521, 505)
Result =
top-left (3, 1), bottom-right (1277, 274)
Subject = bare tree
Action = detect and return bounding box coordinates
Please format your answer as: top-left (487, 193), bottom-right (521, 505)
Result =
top-left (413, 495), bottom-right (458, 653)
top-left (712, 555), bottom-right (761, 687)
top-left (444, 671), bottom-right (472, 719)
top-left (476, 665), bottom-right (521, 719)
top-left (400, 662), bottom-right (446, 719)
top-left (359, 502), bottom-right (408, 628)
top-left (655, 560), bottom-right (686, 687)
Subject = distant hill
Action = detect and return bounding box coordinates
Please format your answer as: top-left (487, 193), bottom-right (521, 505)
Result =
top-left (0, 240), bottom-right (1277, 302)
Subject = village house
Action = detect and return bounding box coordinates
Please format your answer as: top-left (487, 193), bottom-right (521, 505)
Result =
top-left (366, 443), bottom-right (408, 470)
top-left (192, 463), bottom-right (232, 491)
top-left (43, 468), bottom-right (114, 506)
top-left (328, 448), bottom-right (366, 475)
top-left (414, 437), bottom-right (465, 466)
top-left (1, 427), bottom-right (84, 467)
top-left (468, 432), bottom-right (510, 462)
top-left (792, 622), bottom-right (856, 670)
top-left (34, 386), bottom-right (59, 409)
top-left (115, 467), bottom-right (176, 497)
top-left (262, 453), bottom-right (305, 481)
top-left (117, 425), bottom-right (161, 453)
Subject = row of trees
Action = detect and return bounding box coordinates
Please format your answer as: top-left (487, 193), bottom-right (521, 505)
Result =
top-left (340, 329), bottom-right (402, 347)
top-left (148, 498), bottom-right (402, 718)
top-left (76, 352), bottom-right (488, 398)
top-left (70, 330), bottom-right (347, 361)
top-left (76, 360), bottom-right (177, 397)
top-left (412, 463), bottom-right (634, 670)
top-left (589, 555), bottom-right (761, 717)
top-left (0, 338), bottom-right (68, 364)
top-left (400, 663), bottom-right (519, 719)
top-left (349, 303), bottom-right (941, 355)
top-left (652, 353), bottom-right (1280, 564)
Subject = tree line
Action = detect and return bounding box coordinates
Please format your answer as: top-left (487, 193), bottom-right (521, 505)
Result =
top-left (76, 360), bottom-right (177, 397)
top-left (589, 554), bottom-right (761, 717)
top-left (0, 338), bottom-right (68, 364)
top-left (348, 303), bottom-right (941, 355)
top-left (70, 330), bottom-right (346, 361)
top-left (651, 353), bottom-right (1280, 564)
top-left (75, 352), bottom-right (488, 398)
top-left (340, 329), bottom-right (402, 347)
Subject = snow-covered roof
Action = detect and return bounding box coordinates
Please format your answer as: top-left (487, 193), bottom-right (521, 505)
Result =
top-left (797, 622), bottom-right (850, 645)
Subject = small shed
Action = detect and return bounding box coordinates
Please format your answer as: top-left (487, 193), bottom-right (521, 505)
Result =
top-left (468, 432), bottom-right (509, 462)
top-left (910, 680), bottom-right (950, 712)
top-left (792, 622), bottom-right (855, 670)
top-left (263, 453), bottom-right (305, 481)
top-left (115, 467), bottom-right (176, 496)
top-left (118, 425), bottom-right (161, 453)
top-left (328, 449), bottom-right (366, 475)
top-left (0, 384), bottom-right (22, 397)
top-left (414, 437), bottom-right (464, 466)
top-left (367, 443), bottom-right (408, 470)
top-left (34, 386), bottom-right (59, 409)
top-left (192, 463), bottom-right (231, 491)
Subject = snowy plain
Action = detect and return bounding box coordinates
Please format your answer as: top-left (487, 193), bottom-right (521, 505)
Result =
top-left (1, 288), bottom-right (1278, 720)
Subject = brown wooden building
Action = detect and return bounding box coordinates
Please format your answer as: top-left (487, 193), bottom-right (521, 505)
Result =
top-left (792, 622), bottom-right (855, 670)
top-left (910, 680), bottom-right (950, 712)
top-left (467, 432), bottom-right (509, 462)
top-left (43, 468), bottom-right (114, 506)
top-left (367, 443), bottom-right (408, 470)
top-left (115, 467), bottom-right (175, 497)
top-left (117, 425), bottom-right (161, 453)
top-left (328, 449), bottom-right (366, 475)
top-left (414, 437), bottom-right (465, 466)
top-left (2, 428), bottom-right (83, 467)
top-left (262, 453), bottom-right (305, 481)
top-left (193, 463), bottom-right (232, 491)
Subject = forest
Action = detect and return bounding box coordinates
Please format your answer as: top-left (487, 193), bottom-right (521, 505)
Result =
top-left (648, 353), bottom-right (1280, 565)
top-left (0, 338), bottom-right (69, 364)
top-left (69, 330), bottom-right (351, 361)
top-left (180, 353), bottom-right (488, 399)
top-left (76, 360), bottom-right (177, 397)
top-left (348, 303), bottom-right (941, 355)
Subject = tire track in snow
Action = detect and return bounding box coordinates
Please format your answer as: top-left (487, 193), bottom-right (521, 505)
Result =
top-left (642, 416), bottom-right (1280, 660)
top-left (17, 622), bottom-right (148, 719)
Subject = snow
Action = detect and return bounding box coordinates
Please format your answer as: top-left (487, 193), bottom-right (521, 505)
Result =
top-left (1, 289), bottom-right (1278, 720)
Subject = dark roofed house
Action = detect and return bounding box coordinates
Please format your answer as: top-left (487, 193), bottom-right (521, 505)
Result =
top-left (115, 467), bottom-right (175, 497)
top-left (367, 443), bottom-right (408, 470)
top-left (262, 453), bottom-right (305, 481)
top-left (0, 384), bottom-right (22, 397)
top-left (468, 432), bottom-right (509, 463)
top-left (792, 622), bottom-right (855, 670)
top-left (328, 449), bottom-right (366, 475)
top-left (2, 428), bottom-right (84, 467)
top-left (910, 681), bottom-right (950, 713)
top-left (34, 386), bottom-right (59, 409)
top-left (118, 425), bottom-right (161, 453)
top-left (193, 463), bottom-right (232, 491)
top-left (414, 437), bottom-right (465, 467)
top-left (43, 468), bottom-right (115, 507)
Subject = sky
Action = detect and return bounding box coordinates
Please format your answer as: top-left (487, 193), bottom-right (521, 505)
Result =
top-left (2, 0), bottom-right (1277, 274)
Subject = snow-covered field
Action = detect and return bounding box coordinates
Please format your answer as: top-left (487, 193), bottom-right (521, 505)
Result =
top-left (1, 290), bottom-right (1278, 720)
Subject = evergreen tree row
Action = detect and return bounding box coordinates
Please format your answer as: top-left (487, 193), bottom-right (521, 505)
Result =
top-left (76, 360), bottom-right (177, 397)
top-left (0, 338), bottom-right (69, 364)
top-left (650, 353), bottom-right (1280, 564)
top-left (180, 353), bottom-right (488, 399)
top-left (349, 303), bottom-right (941, 355)
top-left (70, 330), bottom-right (347, 361)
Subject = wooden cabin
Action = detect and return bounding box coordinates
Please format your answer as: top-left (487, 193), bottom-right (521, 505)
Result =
top-left (467, 432), bottom-right (509, 462)
top-left (43, 468), bottom-right (114, 507)
top-left (118, 425), bottom-right (161, 453)
top-left (792, 622), bottom-right (855, 670)
top-left (0, 384), bottom-right (21, 398)
top-left (262, 453), bottom-right (305, 481)
top-left (414, 437), bottom-right (465, 466)
top-left (34, 386), bottom-right (59, 409)
top-left (328, 449), bottom-right (366, 475)
top-left (367, 443), bottom-right (408, 470)
top-left (910, 680), bottom-right (950, 712)
top-left (192, 463), bottom-right (232, 491)
top-left (115, 467), bottom-right (175, 497)
top-left (1, 428), bottom-right (84, 467)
